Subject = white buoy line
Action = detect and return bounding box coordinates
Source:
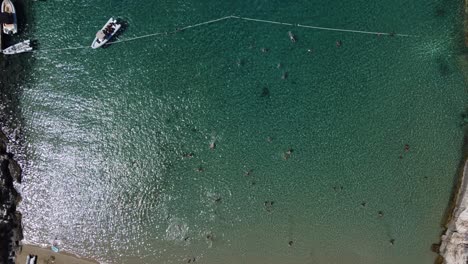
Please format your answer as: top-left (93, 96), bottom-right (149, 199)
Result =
top-left (35, 15), bottom-right (415, 53)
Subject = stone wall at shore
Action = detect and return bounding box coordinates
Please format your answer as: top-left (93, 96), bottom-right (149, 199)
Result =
top-left (0, 130), bottom-right (22, 264)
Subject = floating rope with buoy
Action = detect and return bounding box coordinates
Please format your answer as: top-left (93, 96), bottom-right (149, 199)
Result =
top-left (33, 14), bottom-right (415, 53)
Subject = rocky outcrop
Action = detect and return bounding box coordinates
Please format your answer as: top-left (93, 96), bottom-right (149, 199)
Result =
top-left (439, 160), bottom-right (468, 264)
top-left (0, 131), bottom-right (22, 264)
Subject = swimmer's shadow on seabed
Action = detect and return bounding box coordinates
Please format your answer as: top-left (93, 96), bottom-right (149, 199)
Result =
top-left (102, 18), bottom-right (129, 49)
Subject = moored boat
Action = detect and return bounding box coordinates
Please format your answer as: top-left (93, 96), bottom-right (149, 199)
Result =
top-left (91, 18), bottom-right (121, 49)
top-left (2, 39), bottom-right (32, 55)
top-left (1, 0), bottom-right (17, 35)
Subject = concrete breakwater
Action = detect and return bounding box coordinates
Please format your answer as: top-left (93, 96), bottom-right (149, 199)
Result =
top-left (0, 130), bottom-right (22, 264)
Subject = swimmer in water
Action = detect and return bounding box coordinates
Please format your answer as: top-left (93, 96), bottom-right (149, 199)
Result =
top-left (264, 201), bottom-right (274, 212)
top-left (288, 31), bottom-right (297, 43)
top-left (183, 153), bottom-right (194, 158)
top-left (336, 40), bottom-right (342, 47)
top-left (210, 142), bottom-right (216, 150)
top-left (283, 148), bottom-right (293, 160)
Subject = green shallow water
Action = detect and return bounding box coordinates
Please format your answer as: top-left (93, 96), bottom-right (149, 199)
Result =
top-left (6, 0), bottom-right (467, 263)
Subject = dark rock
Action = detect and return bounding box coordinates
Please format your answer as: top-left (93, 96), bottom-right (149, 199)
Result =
top-left (0, 141), bottom-right (6, 155)
top-left (0, 130), bottom-right (22, 264)
top-left (431, 243), bottom-right (441, 253)
top-left (0, 132), bottom-right (8, 146)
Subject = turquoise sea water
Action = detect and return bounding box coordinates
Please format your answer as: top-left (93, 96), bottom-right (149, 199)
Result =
top-left (2, 0), bottom-right (466, 263)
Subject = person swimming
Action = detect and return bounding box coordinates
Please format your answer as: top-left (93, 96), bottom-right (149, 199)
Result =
top-left (264, 201), bottom-right (274, 212)
top-left (210, 142), bottom-right (216, 150)
top-left (288, 31), bottom-right (297, 43)
top-left (183, 152), bottom-right (194, 158)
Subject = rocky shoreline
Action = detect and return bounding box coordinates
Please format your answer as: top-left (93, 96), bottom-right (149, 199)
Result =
top-left (0, 130), bottom-right (22, 264)
top-left (439, 156), bottom-right (468, 264)
top-left (437, 1), bottom-right (468, 262)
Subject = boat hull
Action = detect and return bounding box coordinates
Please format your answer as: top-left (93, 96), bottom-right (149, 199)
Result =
top-left (3, 39), bottom-right (32, 55)
top-left (91, 18), bottom-right (121, 49)
top-left (1, 0), bottom-right (17, 35)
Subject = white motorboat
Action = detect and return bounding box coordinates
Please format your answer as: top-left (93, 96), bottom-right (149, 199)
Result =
top-left (1, 0), bottom-right (17, 35)
top-left (3, 39), bottom-right (32, 55)
top-left (91, 18), bottom-right (121, 49)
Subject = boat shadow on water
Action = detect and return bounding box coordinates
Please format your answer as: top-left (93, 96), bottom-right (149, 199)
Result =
top-left (103, 18), bottom-right (128, 49)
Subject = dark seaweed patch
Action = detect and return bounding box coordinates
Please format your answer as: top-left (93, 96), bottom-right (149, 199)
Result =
top-left (260, 87), bottom-right (270, 97)
top-left (436, 57), bottom-right (451, 76)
